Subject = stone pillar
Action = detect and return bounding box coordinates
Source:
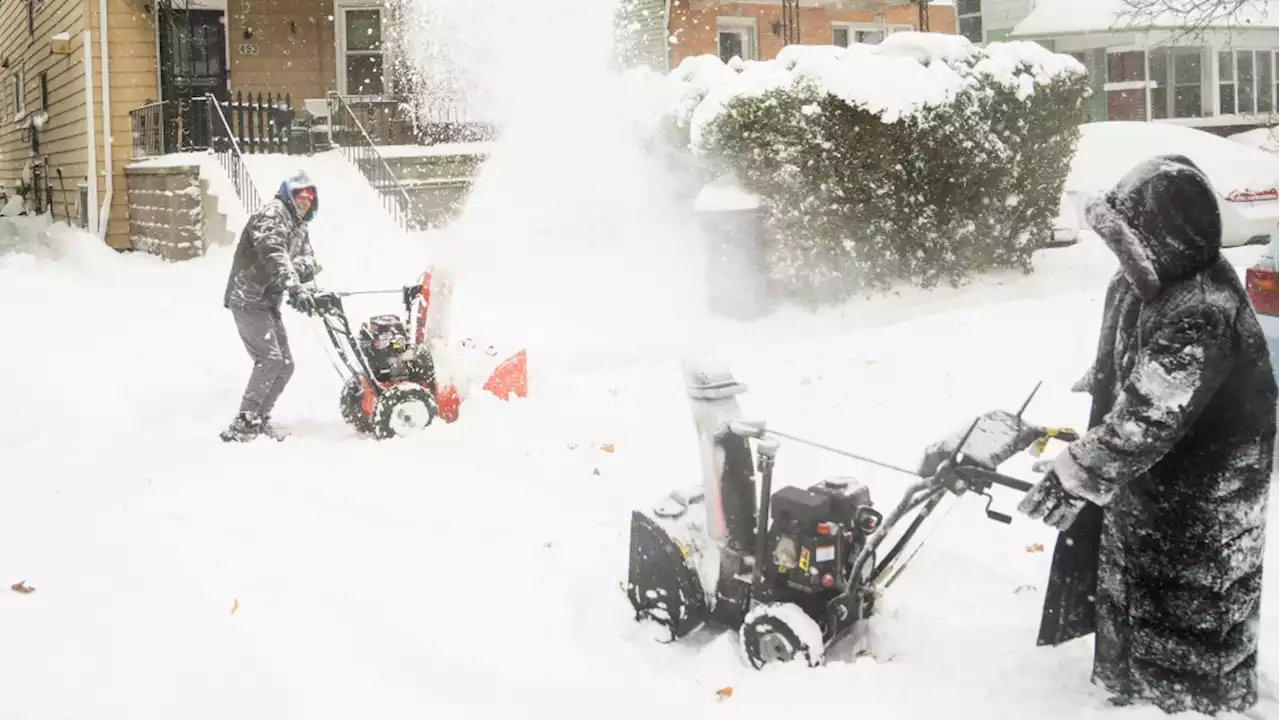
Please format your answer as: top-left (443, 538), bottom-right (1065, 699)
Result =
top-left (125, 164), bottom-right (207, 261)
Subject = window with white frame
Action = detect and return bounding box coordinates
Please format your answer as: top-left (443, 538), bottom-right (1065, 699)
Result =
top-left (832, 22), bottom-right (910, 47)
top-left (1148, 47), bottom-right (1205, 119)
top-left (10, 65), bottom-right (25, 122)
top-left (1218, 49), bottom-right (1276, 116)
top-left (717, 17), bottom-right (757, 62)
top-left (957, 0), bottom-right (982, 44)
top-left (1105, 49), bottom-right (1148, 121)
top-left (339, 4), bottom-right (386, 96)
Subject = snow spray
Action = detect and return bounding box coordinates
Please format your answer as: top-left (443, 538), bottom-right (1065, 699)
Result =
top-left (392, 0), bottom-right (732, 368)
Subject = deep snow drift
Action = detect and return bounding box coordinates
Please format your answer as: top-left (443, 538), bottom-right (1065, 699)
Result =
top-left (0, 209), bottom-right (1275, 719)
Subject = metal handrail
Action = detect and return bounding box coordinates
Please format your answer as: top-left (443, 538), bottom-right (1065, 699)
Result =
top-left (326, 91), bottom-right (423, 232)
top-left (205, 92), bottom-right (263, 216)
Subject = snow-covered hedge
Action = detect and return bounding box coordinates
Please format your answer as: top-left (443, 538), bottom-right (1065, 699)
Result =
top-left (659, 32), bottom-right (1091, 302)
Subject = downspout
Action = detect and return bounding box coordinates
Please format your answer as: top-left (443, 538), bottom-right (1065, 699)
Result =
top-left (663, 0), bottom-right (671, 72)
top-left (96, 0), bottom-right (112, 242)
top-left (82, 32), bottom-right (99, 235)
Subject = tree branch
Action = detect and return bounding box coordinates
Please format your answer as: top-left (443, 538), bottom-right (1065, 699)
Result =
top-left (1115, 0), bottom-right (1274, 44)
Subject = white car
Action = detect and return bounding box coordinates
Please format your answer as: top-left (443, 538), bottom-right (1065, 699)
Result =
top-left (1054, 122), bottom-right (1278, 248)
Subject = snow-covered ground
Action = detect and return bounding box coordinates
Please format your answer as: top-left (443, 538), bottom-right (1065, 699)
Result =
top-left (2, 15), bottom-right (1277, 717)
top-left (0, 205), bottom-right (1275, 719)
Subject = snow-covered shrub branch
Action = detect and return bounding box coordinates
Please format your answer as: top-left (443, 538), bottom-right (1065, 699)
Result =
top-left (655, 32), bottom-right (1091, 303)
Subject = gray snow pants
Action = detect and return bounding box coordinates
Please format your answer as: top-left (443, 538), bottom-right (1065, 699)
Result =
top-left (230, 304), bottom-right (295, 418)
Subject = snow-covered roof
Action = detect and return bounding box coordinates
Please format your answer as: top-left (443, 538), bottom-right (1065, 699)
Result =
top-left (1010, 0), bottom-right (1279, 38)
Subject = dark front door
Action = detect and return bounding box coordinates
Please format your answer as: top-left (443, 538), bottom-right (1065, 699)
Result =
top-left (158, 5), bottom-right (229, 151)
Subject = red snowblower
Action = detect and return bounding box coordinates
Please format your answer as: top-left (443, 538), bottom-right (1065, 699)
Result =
top-left (311, 266), bottom-right (528, 439)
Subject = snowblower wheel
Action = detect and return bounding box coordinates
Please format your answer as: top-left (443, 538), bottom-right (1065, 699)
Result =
top-left (740, 603), bottom-right (825, 670)
top-left (372, 382), bottom-right (438, 440)
top-left (340, 376), bottom-right (376, 435)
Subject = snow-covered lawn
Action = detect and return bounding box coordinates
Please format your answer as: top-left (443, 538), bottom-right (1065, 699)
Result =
top-left (1, 210), bottom-right (1275, 719)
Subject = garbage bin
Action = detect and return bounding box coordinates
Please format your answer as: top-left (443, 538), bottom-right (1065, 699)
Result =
top-left (694, 171), bottom-right (769, 320)
top-left (287, 125), bottom-right (313, 156)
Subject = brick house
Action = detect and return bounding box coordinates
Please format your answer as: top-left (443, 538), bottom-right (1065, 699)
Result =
top-left (617, 0), bottom-right (958, 72)
top-left (1, 0), bottom-right (417, 250)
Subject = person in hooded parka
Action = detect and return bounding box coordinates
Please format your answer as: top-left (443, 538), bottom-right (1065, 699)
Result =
top-left (1016, 153), bottom-right (1278, 715)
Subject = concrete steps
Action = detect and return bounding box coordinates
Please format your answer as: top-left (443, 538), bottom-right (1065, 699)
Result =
top-left (199, 175), bottom-right (237, 249)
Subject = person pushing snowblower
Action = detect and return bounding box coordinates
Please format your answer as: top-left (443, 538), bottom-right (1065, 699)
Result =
top-left (1014, 154), bottom-right (1277, 715)
top-left (220, 169), bottom-right (328, 442)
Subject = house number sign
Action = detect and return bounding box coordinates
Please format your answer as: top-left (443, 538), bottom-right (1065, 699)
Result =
top-left (238, 43), bottom-right (260, 56)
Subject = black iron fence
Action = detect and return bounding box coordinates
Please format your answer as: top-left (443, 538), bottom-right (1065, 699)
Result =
top-left (326, 91), bottom-right (422, 232)
top-left (321, 94), bottom-right (497, 147)
top-left (130, 91), bottom-right (497, 159)
top-left (129, 92), bottom-right (297, 158)
top-left (206, 92), bottom-right (264, 217)
top-left (130, 101), bottom-right (166, 157)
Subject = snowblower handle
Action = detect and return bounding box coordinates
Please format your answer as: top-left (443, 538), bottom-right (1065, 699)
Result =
top-left (951, 465), bottom-right (1034, 493)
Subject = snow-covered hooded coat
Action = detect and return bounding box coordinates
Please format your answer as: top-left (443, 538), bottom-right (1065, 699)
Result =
top-left (223, 170), bottom-right (321, 310)
top-left (1038, 154), bottom-right (1277, 714)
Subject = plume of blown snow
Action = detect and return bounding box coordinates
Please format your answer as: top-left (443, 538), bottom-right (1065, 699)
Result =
top-left (393, 0), bottom-right (722, 367)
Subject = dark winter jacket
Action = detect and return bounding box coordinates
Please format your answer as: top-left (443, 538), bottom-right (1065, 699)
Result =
top-left (223, 170), bottom-right (321, 311)
top-left (1038, 154), bottom-right (1277, 714)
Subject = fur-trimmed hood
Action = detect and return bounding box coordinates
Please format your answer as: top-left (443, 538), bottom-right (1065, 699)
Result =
top-left (1084, 154), bottom-right (1222, 301)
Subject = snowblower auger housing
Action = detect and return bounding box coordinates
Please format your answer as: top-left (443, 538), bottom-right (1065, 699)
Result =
top-left (314, 286), bottom-right (440, 440)
top-left (625, 358), bottom-right (1067, 670)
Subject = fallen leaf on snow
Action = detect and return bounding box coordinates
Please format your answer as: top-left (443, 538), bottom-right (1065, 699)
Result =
top-left (716, 687), bottom-right (733, 700)
top-left (231, 598), bottom-right (240, 615)
top-left (10, 581), bottom-right (34, 594)
top-left (1025, 543), bottom-right (1045, 553)
top-left (598, 443), bottom-right (616, 454)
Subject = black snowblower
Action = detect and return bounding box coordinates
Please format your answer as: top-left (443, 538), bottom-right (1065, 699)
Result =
top-left (623, 357), bottom-right (1078, 669)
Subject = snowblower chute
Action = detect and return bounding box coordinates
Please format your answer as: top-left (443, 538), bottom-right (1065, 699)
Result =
top-left (624, 357), bottom-right (1078, 668)
top-left (406, 267), bottom-right (528, 420)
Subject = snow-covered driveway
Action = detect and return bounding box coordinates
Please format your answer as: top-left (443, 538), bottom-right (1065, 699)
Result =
top-left (0, 219), bottom-right (1274, 720)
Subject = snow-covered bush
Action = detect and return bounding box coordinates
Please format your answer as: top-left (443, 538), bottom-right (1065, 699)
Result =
top-left (660, 33), bottom-right (1091, 303)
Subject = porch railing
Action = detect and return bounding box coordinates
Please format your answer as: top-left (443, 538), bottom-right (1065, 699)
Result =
top-left (130, 101), bottom-right (166, 156)
top-left (205, 92), bottom-right (264, 217)
top-left (326, 91), bottom-right (423, 232)
top-left (324, 93), bottom-right (498, 147)
top-left (129, 92), bottom-right (297, 159)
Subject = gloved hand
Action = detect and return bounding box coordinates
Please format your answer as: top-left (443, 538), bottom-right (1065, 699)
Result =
top-left (286, 284), bottom-right (317, 315)
top-left (1017, 469), bottom-right (1088, 531)
top-left (310, 289), bottom-right (339, 316)
top-left (297, 260), bottom-right (323, 285)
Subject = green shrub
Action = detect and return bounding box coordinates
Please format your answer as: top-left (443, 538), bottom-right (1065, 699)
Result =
top-left (664, 35), bottom-right (1091, 304)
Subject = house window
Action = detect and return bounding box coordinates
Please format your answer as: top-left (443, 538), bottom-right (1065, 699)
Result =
top-left (1218, 49), bottom-right (1277, 115)
top-left (717, 18), bottom-right (757, 62)
top-left (833, 22), bottom-right (908, 47)
top-left (1105, 49), bottom-right (1147, 121)
top-left (340, 5), bottom-right (385, 96)
top-left (10, 66), bottom-right (25, 122)
top-left (957, 0), bottom-right (982, 44)
top-left (1148, 48), bottom-right (1204, 119)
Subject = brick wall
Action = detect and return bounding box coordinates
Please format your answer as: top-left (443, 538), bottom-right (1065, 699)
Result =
top-left (668, 1), bottom-right (957, 68)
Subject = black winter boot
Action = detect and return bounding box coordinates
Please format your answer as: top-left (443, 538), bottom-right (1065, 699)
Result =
top-left (220, 412), bottom-right (264, 442)
top-left (259, 415), bottom-right (289, 442)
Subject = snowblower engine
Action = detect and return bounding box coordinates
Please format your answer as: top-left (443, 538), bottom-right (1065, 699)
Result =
top-left (358, 315), bottom-right (414, 384)
top-left (761, 479), bottom-right (881, 609)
